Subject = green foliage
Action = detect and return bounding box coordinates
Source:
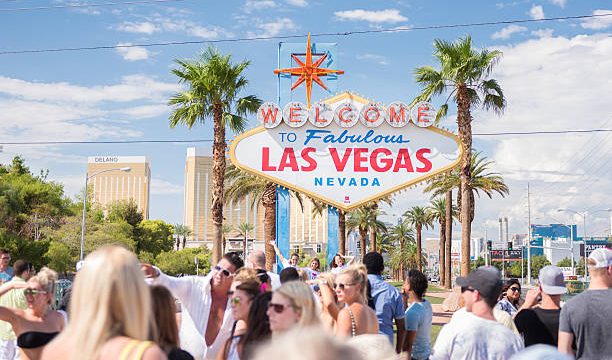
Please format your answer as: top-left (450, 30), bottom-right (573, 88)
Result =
top-left (0, 233), bottom-right (50, 270)
top-left (155, 247), bottom-right (211, 276)
top-left (556, 257), bottom-right (572, 267)
top-left (138, 220), bottom-right (174, 256)
top-left (471, 256), bottom-right (486, 270)
top-left (45, 242), bottom-right (73, 274)
top-left (576, 257), bottom-right (586, 276)
top-left (138, 251), bottom-right (156, 264)
top-left (106, 200), bottom-right (143, 228)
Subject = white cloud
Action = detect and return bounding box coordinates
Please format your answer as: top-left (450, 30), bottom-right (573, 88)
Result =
top-left (116, 43), bottom-right (150, 61)
top-left (334, 9), bottom-right (407, 24)
top-left (549, 0), bottom-right (565, 8)
top-left (247, 17), bottom-right (297, 37)
top-left (529, 5), bottom-right (545, 20)
top-left (116, 21), bottom-right (158, 34)
top-left (286, 0), bottom-right (307, 6)
top-left (531, 28), bottom-right (554, 37)
top-left (151, 178), bottom-right (183, 195)
top-left (244, 0), bottom-right (276, 12)
top-left (356, 53), bottom-right (389, 65)
top-left (581, 9), bottom-right (612, 30)
top-left (491, 24), bottom-right (528, 39)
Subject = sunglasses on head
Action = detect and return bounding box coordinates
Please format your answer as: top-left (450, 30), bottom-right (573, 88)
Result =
top-left (24, 289), bottom-right (47, 296)
top-left (461, 286), bottom-right (475, 293)
top-left (256, 271), bottom-right (270, 283)
top-left (268, 302), bottom-right (294, 314)
top-left (509, 286), bottom-right (521, 293)
top-left (212, 265), bottom-right (233, 277)
top-left (334, 282), bottom-right (355, 290)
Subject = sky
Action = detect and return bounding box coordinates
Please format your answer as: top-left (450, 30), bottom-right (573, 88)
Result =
top-left (0, 0), bottom-right (611, 241)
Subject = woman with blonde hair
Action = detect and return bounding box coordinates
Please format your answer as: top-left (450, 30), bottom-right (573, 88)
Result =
top-left (311, 272), bottom-right (340, 333)
top-left (267, 281), bottom-right (319, 334)
top-left (335, 265), bottom-right (378, 337)
top-left (0, 267), bottom-right (65, 360)
top-left (42, 246), bottom-right (166, 360)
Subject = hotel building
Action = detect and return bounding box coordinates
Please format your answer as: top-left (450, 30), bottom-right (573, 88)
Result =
top-left (87, 156), bottom-right (151, 219)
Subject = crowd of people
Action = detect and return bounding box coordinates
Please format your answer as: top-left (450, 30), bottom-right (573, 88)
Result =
top-left (0, 245), bottom-right (609, 360)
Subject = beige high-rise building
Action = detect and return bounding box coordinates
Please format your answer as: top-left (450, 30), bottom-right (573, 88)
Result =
top-left (183, 147), bottom-right (328, 254)
top-left (87, 156), bottom-right (151, 219)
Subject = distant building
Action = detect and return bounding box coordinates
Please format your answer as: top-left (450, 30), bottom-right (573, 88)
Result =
top-left (87, 156), bottom-right (150, 219)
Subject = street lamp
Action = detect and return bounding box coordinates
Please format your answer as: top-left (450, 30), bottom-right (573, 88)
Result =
top-left (80, 167), bottom-right (131, 262)
top-left (558, 209), bottom-right (587, 279)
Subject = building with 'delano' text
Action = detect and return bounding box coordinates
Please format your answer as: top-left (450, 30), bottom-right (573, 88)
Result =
top-left (87, 156), bottom-right (151, 219)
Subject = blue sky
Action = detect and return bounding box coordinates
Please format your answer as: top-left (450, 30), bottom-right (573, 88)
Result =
top-left (1, 0), bottom-right (611, 240)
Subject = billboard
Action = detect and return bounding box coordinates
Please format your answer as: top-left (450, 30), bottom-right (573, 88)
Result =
top-left (490, 249), bottom-right (523, 261)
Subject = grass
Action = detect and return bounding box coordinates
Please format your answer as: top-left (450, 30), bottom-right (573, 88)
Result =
top-left (431, 324), bottom-right (442, 344)
top-left (390, 282), bottom-right (448, 293)
top-left (424, 295), bottom-right (444, 304)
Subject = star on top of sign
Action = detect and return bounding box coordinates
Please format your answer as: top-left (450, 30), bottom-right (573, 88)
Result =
top-left (274, 33), bottom-right (345, 109)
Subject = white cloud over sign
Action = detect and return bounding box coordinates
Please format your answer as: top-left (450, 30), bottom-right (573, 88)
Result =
top-left (491, 24), bottom-right (527, 39)
top-left (581, 9), bottom-right (612, 30)
top-left (116, 43), bottom-right (150, 61)
top-left (286, 0), bottom-right (307, 6)
top-left (549, 0), bottom-right (565, 8)
top-left (244, 0), bottom-right (276, 13)
top-left (116, 21), bottom-right (159, 34)
top-left (356, 53), bottom-right (389, 65)
top-left (531, 28), bottom-right (554, 38)
top-left (114, 15), bottom-right (234, 39)
top-left (247, 17), bottom-right (297, 37)
top-left (529, 5), bottom-right (545, 20)
top-left (334, 9), bottom-right (407, 24)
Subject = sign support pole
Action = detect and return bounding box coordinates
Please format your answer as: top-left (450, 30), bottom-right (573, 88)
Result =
top-left (275, 186), bottom-right (290, 273)
top-left (327, 206), bottom-right (339, 270)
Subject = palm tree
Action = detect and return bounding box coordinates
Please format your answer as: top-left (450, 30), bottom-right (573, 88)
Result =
top-left (225, 165), bottom-right (302, 270)
top-left (221, 224), bottom-right (233, 253)
top-left (169, 47), bottom-right (262, 265)
top-left (236, 222), bottom-right (254, 260)
top-left (404, 206), bottom-right (433, 272)
top-left (427, 197), bottom-right (458, 288)
top-left (173, 224), bottom-right (192, 250)
top-left (413, 36), bottom-right (506, 275)
top-left (387, 222), bottom-right (415, 279)
top-left (346, 207), bottom-right (387, 260)
top-left (389, 241), bottom-right (421, 280)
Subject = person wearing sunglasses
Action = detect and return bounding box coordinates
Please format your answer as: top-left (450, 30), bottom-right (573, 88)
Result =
top-left (0, 249), bottom-right (13, 284)
top-left (496, 279), bottom-right (522, 317)
top-left (0, 267), bottom-right (66, 360)
top-left (218, 279), bottom-right (260, 360)
top-left (267, 281), bottom-right (319, 334)
top-left (142, 252), bottom-right (244, 360)
top-left (335, 265), bottom-right (378, 338)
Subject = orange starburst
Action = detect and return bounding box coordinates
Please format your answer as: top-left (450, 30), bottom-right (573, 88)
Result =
top-left (274, 33), bottom-right (345, 108)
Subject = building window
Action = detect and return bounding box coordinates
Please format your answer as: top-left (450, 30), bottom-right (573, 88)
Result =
top-left (316, 243), bottom-right (322, 253)
top-left (292, 245), bottom-right (299, 254)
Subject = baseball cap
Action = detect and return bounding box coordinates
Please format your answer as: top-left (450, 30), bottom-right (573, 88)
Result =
top-left (456, 266), bottom-right (502, 302)
top-left (538, 265), bottom-right (567, 295)
top-left (588, 248), bottom-right (612, 268)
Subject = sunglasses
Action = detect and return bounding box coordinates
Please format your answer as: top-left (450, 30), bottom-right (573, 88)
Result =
top-left (230, 296), bottom-right (242, 306)
top-left (268, 302), bottom-right (294, 314)
top-left (334, 282), bottom-right (355, 290)
top-left (509, 287), bottom-right (521, 293)
top-left (212, 265), bottom-right (233, 277)
top-left (461, 286), bottom-right (475, 293)
top-left (0, 257), bottom-right (10, 261)
top-left (24, 289), bottom-right (47, 296)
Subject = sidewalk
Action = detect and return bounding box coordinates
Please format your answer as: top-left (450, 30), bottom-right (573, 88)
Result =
top-left (426, 290), bottom-right (454, 325)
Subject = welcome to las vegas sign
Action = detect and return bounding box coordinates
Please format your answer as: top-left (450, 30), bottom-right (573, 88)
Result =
top-left (229, 91), bottom-right (463, 211)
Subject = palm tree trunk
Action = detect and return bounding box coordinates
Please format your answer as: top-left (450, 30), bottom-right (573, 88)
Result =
top-left (399, 239), bottom-right (404, 279)
top-left (338, 210), bottom-right (346, 255)
top-left (439, 220), bottom-right (446, 287)
top-left (263, 182), bottom-right (276, 271)
top-left (416, 225), bottom-right (423, 271)
top-left (369, 226), bottom-right (377, 253)
top-left (445, 190), bottom-right (453, 289)
top-left (359, 228), bottom-right (367, 261)
top-left (457, 85), bottom-right (473, 277)
top-left (211, 104), bottom-right (226, 265)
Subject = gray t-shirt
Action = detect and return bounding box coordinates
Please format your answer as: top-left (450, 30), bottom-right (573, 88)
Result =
top-left (559, 288), bottom-right (612, 359)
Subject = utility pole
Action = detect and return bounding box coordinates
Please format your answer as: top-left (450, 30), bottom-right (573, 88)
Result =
top-left (527, 183), bottom-right (532, 284)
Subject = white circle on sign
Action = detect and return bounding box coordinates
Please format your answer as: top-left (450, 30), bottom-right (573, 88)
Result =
top-left (257, 102), bottom-right (283, 129)
top-left (386, 101), bottom-right (410, 128)
top-left (283, 102), bottom-right (308, 128)
top-left (334, 102), bottom-right (359, 128)
top-left (309, 102), bottom-right (334, 128)
top-left (410, 101), bottom-right (436, 128)
top-left (359, 102), bottom-right (386, 128)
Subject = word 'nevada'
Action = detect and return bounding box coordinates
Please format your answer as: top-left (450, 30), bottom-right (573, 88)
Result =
top-left (257, 100), bottom-right (436, 129)
top-left (261, 147), bottom-right (433, 173)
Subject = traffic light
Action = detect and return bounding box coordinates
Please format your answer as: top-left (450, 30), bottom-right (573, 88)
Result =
top-left (487, 240), bottom-right (492, 251)
top-left (508, 241), bottom-right (513, 251)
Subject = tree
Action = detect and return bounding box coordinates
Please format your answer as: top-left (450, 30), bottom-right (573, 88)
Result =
top-left (556, 257), bottom-right (572, 268)
top-left (106, 200), bottom-right (144, 252)
top-left (155, 247), bottom-right (211, 276)
top-left (413, 36), bottom-right (506, 275)
top-left (221, 224), bottom-right (233, 253)
top-left (174, 224), bottom-right (192, 251)
top-left (404, 206), bottom-right (433, 271)
top-left (427, 197), bottom-right (457, 288)
top-left (346, 207), bottom-right (386, 260)
top-left (236, 222), bottom-right (254, 260)
top-left (389, 241), bottom-right (422, 280)
top-left (46, 242), bottom-right (72, 275)
top-left (169, 47), bottom-right (262, 265)
top-left (387, 222), bottom-right (415, 279)
top-left (139, 220), bottom-right (174, 256)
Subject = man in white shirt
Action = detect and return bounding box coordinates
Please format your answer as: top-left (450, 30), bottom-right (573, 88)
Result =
top-left (142, 252), bottom-right (243, 360)
top-left (247, 250), bottom-right (281, 290)
top-left (432, 266), bottom-right (523, 359)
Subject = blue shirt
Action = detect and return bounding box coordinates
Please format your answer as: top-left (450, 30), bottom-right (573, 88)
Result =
top-left (367, 274), bottom-right (405, 344)
top-left (0, 268), bottom-right (13, 283)
top-left (404, 300), bottom-right (432, 360)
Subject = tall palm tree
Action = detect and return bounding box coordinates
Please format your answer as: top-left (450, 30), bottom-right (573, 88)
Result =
top-left (413, 36), bottom-right (506, 275)
top-left (225, 165), bottom-right (302, 270)
top-left (173, 224), bottom-right (192, 250)
top-left (346, 207), bottom-right (387, 260)
top-left (387, 222), bottom-right (415, 279)
top-left (236, 222), bottom-right (254, 260)
top-left (389, 241), bottom-right (422, 280)
top-left (427, 197), bottom-right (458, 288)
top-left (404, 206), bottom-right (434, 271)
top-left (169, 47), bottom-right (262, 265)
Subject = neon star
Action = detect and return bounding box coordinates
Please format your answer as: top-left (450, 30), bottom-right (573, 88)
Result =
top-left (274, 33), bottom-right (345, 108)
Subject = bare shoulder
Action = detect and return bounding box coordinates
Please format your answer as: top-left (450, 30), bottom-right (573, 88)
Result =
top-left (41, 336), bottom-right (70, 359)
top-left (142, 344), bottom-right (168, 360)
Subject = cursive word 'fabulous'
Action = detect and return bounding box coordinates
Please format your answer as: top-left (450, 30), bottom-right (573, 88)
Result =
top-left (302, 129), bottom-right (410, 146)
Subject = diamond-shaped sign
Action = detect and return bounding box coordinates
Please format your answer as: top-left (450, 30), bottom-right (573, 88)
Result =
top-left (230, 92), bottom-right (463, 211)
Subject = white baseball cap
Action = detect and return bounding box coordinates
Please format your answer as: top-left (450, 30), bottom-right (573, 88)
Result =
top-left (588, 248), bottom-right (612, 268)
top-left (538, 265), bottom-right (567, 295)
